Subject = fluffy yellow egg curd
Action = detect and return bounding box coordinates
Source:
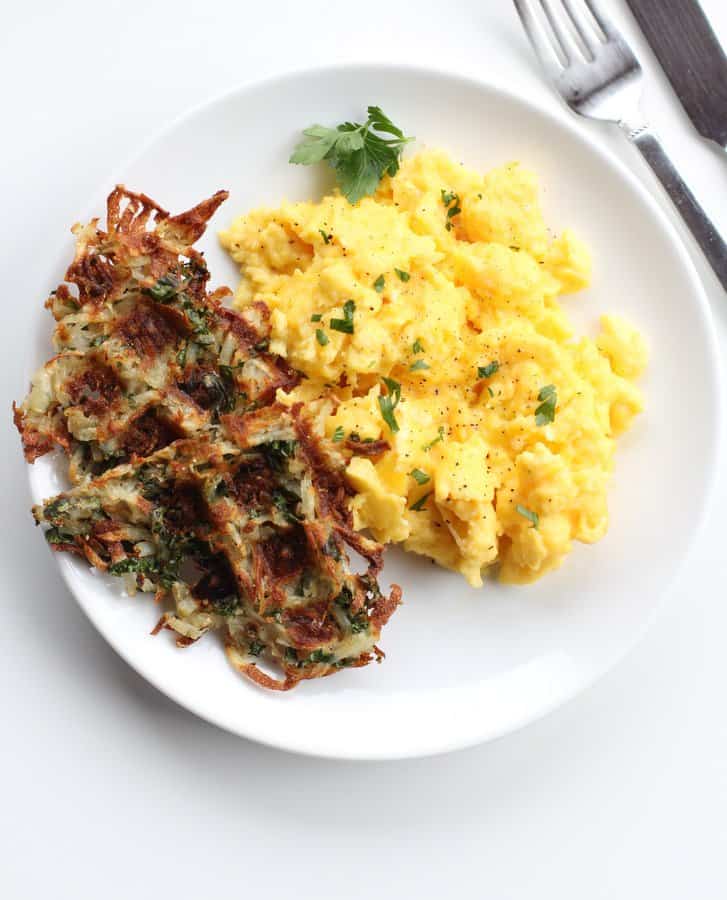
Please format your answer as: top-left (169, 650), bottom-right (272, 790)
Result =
top-left (219, 150), bottom-right (647, 586)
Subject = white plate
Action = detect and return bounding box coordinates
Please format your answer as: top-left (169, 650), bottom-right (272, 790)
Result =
top-left (28, 64), bottom-right (722, 760)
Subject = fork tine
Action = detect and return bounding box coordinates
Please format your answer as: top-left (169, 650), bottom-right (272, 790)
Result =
top-left (560, 0), bottom-right (601, 58)
top-left (583, 0), bottom-right (617, 39)
top-left (513, 0), bottom-right (566, 80)
top-left (538, 0), bottom-right (583, 64)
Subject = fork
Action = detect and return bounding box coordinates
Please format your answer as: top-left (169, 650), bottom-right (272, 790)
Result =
top-left (514, 0), bottom-right (727, 292)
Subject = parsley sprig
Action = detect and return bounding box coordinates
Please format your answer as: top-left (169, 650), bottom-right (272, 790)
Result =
top-left (535, 384), bottom-right (557, 426)
top-left (516, 504), bottom-right (539, 529)
top-left (441, 189), bottom-right (462, 230)
top-left (478, 361), bottom-right (499, 380)
top-left (378, 377), bottom-right (402, 433)
top-left (410, 491), bottom-right (432, 511)
top-left (330, 300), bottom-right (355, 334)
top-left (423, 426), bottom-right (445, 451)
top-left (290, 106), bottom-right (413, 204)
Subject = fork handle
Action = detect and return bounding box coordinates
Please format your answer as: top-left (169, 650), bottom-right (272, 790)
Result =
top-left (619, 124), bottom-right (727, 292)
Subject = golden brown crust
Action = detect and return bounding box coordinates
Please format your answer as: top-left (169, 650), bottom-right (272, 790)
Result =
top-left (225, 641), bottom-right (301, 691)
top-left (344, 438), bottom-right (391, 459)
top-left (158, 190), bottom-right (229, 247)
top-left (370, 583), bottom-right (402, 629)
top-left (114, 302), bottom-right (180, 360)
top-left (13, 402), bottom-right (56, 462)
top-left (63, 186), bottom-right (227, 308)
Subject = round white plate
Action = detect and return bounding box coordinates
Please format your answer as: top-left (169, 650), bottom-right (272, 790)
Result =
top-left (28, 64), bottom-right (722, 760)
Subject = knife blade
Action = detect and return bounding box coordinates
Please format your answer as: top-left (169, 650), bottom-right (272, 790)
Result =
top-left (625, 0), bottom-right (727, 148)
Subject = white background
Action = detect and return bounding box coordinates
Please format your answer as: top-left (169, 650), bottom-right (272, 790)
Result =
top-left (2, 0), bottom-right (726, 896)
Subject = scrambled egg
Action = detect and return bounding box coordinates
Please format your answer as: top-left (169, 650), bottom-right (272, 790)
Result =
top-left (220, 150), bottom-right (647, 586)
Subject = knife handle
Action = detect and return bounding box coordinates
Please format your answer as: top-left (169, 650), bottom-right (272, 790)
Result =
top-left (619, 123), bottom-right (727, 292)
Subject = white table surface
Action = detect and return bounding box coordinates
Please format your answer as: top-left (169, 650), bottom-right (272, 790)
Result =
top-left (2, 1), bottom-right (726, 896)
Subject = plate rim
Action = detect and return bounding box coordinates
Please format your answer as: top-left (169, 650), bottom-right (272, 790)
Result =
top-left (27, 61), bottom-right (725, 760)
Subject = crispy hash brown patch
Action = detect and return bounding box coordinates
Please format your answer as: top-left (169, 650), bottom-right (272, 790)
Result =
top-left (14, 186), bottom-right (298, 482)
top-left (34, 406), bottom-right (401, 689)
top-left (16, 187), bottom-right (401, 690)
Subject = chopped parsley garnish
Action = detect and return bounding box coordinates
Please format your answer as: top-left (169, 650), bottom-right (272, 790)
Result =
top-left (373, 274), bottom-right (385, 292)
top-left (395, 268), bottom-right (410, 282)
top-left (423, 426), bottom-right (445, 451)
top-left (311, 313), bottom-right (322, 322)
top-left (477, 361), bottom-right (500, 380)
top-left (332, 425), bottom-right (345, 442)
top-left (248, 640), bottom-right (265, 657)
top-left (410, 359), bottom-right (430, 372)
top-left (316, 328), bottom-right (329, 346)
top-left (412, 338), bottom-right (424, 354)
top-left (410, 468), bottom-right (430, 485)
top-left (441, 190), bottom-right (462, 230)
top-left (330, 299), bottom-right (355, 334)
top-left (318, 229), bottom-right (333, 244)
top-left (409, 491), bottom-right (432, 511)
top-left (487, 386), bottom-right (494, 398)
top-left (516, 504), bottom-right (539, 529)
top-left (535, 384), bottom-right (557, 426)
top-left (289, 106), bottom-right (413, 204)
top-left (378, 376), bottom-right (402, 433)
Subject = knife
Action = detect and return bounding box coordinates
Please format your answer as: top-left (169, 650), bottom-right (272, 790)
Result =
top-left (625, 0), bottom-right (727, 149)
